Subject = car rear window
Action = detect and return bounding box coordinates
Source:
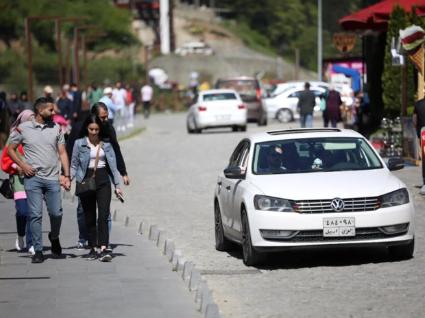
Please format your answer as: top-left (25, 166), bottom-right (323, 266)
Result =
top-left (203, 93), bottom-right (237, 101)
top-left (216, 80), bottom-right (258, 97)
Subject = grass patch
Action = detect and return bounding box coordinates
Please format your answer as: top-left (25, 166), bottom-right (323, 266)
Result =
top-left (221, 21), bottom-right (277, 57)
top-left (118, 127), bottom-right (145, 142)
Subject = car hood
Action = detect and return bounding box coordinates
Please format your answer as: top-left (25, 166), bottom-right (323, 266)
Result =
top-left (249, 169), bottom-right (404, 200)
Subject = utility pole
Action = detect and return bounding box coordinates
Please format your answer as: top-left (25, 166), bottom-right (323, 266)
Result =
top-left (160, 0), bottom-right (170, 54)
top-left (317, 0), bottom-right (323, 81)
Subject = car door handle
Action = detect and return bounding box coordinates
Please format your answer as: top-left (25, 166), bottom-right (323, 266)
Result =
top-left (226, 186), bottom-right (231, 190)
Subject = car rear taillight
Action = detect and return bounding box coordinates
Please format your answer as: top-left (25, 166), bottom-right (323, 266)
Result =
top-left (238, 104), bottom-right (246, 109)
top-left (198, 106), bottom-right (207, 111)
top-left (256, 88), bottom-right (261, 101)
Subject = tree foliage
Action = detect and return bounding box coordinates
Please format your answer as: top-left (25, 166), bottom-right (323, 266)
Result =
top-left (215, 0), bottom-right (363, 70)
top-left (381, 5), bottom-right (415, 118)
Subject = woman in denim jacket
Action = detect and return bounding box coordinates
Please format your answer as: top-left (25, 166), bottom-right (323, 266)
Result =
top-left (71, 115), bottom-right (122, 262)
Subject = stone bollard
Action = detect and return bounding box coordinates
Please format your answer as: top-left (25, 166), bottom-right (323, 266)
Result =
top-left (112, 209), bottom-right (118, 221)
top-left (182, 261), bottom-right (193, 282)
top-left (124, 216), bottom-right (130, 227)
top-left (157, 230), bottom-right (167, 251)
top-left (148, 225), bottom-right (159, 242)
top-left (189, 269), bottom-right (201, 292)
top-left (171, 250), bottom-right (182, 271)
top-left (165, 239), bottom-right (175, 261)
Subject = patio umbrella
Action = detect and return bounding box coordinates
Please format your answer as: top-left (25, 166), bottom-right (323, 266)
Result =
top-left (340, 0), bottom-right (425, 31)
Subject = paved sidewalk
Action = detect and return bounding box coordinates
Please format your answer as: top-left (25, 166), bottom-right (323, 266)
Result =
top-left (0, 188), bottom-right (201, 318)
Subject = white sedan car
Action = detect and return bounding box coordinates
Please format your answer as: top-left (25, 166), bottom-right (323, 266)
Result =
top-left (214, 128), bottom-right (415, 266)
top-left (187, 89), bottom-right (247, 133)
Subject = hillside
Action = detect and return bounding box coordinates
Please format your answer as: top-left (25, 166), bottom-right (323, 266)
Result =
top-left (136, 4), bottom-right (316, 85)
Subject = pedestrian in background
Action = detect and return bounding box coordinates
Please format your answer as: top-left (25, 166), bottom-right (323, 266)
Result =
top-left (99, 87), bottom-right (116, 125)
top-left (57, 85), bottom-right (74, 121)
top-left (141, 81), bottom-right (153, 119)
top-left (413, 97), bottom-right (425, 195)
top-left (19, 91), bottom-right (32, 110)
top-left (70, 83), bottom-right (83, 121)
top-left (8, 93), bottom-right (23, 122)
top-left (297, 82), bottom-right (316, 128)
top-left (7, 97), bottom-right (71, 263)
top-left (125, 83), bottom-right (135, 128)
top-left (70, 114), bottom-right (123, 262)
top-left (1, 110), bottom-right (35, 255)
top-left (324, 86), bottom-right (342, 128)
top-left (112, 81), bottom-right (127, 132)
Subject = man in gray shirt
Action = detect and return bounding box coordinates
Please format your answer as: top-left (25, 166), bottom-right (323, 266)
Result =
top-left (8, 97), bottom-right (71, 263)
top-left (297, 82), bottom-right (316, 128)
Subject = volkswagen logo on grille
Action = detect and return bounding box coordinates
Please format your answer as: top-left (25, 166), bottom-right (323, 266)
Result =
top-left (330, 198), bottom-right (345, 212)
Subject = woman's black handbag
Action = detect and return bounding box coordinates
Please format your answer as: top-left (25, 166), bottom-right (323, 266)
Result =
top-left (0, 177), bottom-right (13, 199)
top-left (75, 142), bottom-right (102, 197)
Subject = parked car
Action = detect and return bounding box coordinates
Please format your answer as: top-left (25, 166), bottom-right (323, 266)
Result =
top-left (264, 85), bottom-right (327, 123)
top-left (215, 76), bottom-right (267, 126)
top-left (214, 128), bottom-right (415, 266)
top-left (175, 41), bottom-right (214, 56)
top-left (186, 89), bottom-right (247, 133)
top-left (270, 81), bottom-right (330, 97)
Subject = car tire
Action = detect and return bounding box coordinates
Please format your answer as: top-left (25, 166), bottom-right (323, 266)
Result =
top-left (277, 108), bottom-right (293, 123)
top-left (241, 208), bottom-right (264, 266)
top-left (232, 126), bottom-right (238, 132)
top-left (187, 120), bottom-right (194, 134)
top-left (214, 202), bottom-right (232, 251)
top-left (388, 239), bottom-right (414, 261)
top-left (240, 125), bottom-right (247, 132)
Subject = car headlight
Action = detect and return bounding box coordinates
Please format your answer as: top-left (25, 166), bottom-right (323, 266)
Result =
top-left (254, 195), bottom-right (294, 212)
top-left (380, 188), bottom-right (409, 208)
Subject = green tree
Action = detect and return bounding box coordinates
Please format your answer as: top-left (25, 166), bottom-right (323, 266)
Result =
top-left (381, 5), bottom-right (414, 118)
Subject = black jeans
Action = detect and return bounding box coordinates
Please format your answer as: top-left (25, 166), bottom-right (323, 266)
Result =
top-left (80, 168), bottom-right (111, 248)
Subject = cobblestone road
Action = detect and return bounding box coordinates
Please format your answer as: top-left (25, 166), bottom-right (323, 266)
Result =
top-left (121, 113), bottom-right (425, 318)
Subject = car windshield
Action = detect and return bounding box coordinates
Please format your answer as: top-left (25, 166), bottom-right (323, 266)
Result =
top-left (203, 93), bottom-right (237, 101)
top-left (252, 137), bottom-right (383, 175)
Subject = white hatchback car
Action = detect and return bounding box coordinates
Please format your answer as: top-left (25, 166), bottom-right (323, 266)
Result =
top-left (187, 89), bottom-right (247, 133)
top-left (214, 128), bottom-right (415, 266)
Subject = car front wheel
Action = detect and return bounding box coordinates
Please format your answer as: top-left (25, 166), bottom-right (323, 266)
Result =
top-left (241, 208), bottom-right (264, 266)
top-left (388, 239), bottom-right (414, 261)
top-left (215, 202), bottom-right (232, 251)
top-left (277, 108), bottom-right (293, 123)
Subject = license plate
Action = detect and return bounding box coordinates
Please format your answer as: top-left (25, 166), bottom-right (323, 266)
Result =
top-left (216, 115), bottom-right (231, 121)
top-left (323, 217), bottom-right (355, 237)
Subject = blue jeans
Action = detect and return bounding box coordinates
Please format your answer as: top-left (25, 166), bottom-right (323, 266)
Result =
top-left (15, 199), bottom-right (32, 247)
top-left (300, 114), bottom-right (313, 128)
top-left (77, 198), bottom-right (112, 244)
top-left (24, 176), bottom-right (62, 252)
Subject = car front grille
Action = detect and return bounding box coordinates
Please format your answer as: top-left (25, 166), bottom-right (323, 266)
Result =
top-left (293, 197), bottom-right (380, 213)
top-left (262, 226), bottom-right (408, 242)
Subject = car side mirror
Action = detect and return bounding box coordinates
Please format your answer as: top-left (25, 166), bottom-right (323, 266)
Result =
top-left (387, 157), bottom-right (404, 171)
top-left (224, 166), bottom-right (245, 179)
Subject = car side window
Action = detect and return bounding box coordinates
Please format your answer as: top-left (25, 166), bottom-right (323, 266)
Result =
top-left (228, 141), bottom-right (250, 168)
top-left (288, 91), bottom-right (299, 98)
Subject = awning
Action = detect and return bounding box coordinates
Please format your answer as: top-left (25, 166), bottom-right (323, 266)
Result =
top-left (339, 0), bottom-right (425, 31)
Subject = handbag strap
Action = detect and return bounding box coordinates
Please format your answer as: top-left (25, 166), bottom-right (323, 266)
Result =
top-left (91, 141), bottom-right (103, 178)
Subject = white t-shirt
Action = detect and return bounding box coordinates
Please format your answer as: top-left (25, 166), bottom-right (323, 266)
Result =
top-left (87, 138), bottom-right (106, 169)
top-left (112, 88), bottom-right (127, 109)
top-left (141, 85), bottom-right (153, 102)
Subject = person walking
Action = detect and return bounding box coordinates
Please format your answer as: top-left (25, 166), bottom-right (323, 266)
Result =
top-left (413, 98), bottom-right (425, 195)
top-left (70, 102), bottom-right (129, 250)
top-left (1, 110), bottom-right (35, 254)
top-left (297, 82), bottom-right (316, 128)
top-left (99, 87), bottom-right (116, 125)
top-left (7, 97), bottom-right (71, 263)
top-left (112, 81), bottom-right (127, 131)
top-left (141, 81), bottom-right (153, 119)
top-left (70, 114), bottom-right (123, 261)
top-left (324, 86), bottom-right (342, 128)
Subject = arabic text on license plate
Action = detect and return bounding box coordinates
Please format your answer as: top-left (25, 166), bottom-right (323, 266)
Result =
top-left (323, 217), bottom-right (355, 237)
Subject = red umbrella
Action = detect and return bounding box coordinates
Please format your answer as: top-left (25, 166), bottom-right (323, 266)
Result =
top-left (340, 0), bottom-right (425, 31)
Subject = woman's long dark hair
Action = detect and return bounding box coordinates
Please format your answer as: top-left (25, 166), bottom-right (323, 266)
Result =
top-left (79, 114), bottom-right (104, 139)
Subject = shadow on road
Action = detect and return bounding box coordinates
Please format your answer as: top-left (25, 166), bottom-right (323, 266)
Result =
top-left (224, 246), bottom-right (409, 270)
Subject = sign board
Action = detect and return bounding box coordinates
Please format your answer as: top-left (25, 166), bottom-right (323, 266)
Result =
top-left (333, 33), bottom-right (356, 53)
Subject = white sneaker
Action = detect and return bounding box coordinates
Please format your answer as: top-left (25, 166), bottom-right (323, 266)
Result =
top-left (15, 236), bottom-right (25, 251)
top-left (28, 246), bottom-right (35, 255)
top-left (76, 241), bottom-right (86, 250)
top-left (420, 185), bottom-right (425, 195)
